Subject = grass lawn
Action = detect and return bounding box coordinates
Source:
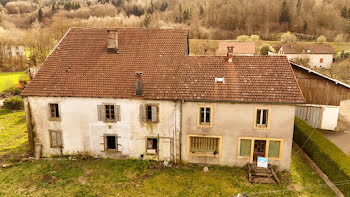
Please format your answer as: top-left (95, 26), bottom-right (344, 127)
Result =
top-left (0, 72), bottom-right (27, 93)
top-left (0, 109), bottom-right (336, 196)
top-left (0, 109), bottom-right (28, 163)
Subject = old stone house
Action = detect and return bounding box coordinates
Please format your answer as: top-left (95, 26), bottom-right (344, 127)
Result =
top-left (21, 28), bottom-right (305, 170)
top-left (278, 44), bottom-right (334, 68)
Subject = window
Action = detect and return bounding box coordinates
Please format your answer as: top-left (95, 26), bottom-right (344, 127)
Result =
top-left (189, 136), bottom-right (220, 156)
top-left (237, 138), bottom-right (282, 160)
top-left (320, 58), bottom-right (323, 63)
top-left (49, 103), bottom-right (59, 118)
top-left (97, 104), bottom-right (120, 122)
top-left (239, 139), bottom-right (252, 157)
top-left (104, 135), bottom-right (118, 151)
top-left (105, 105), bottom-right (115, 121)
top-left (146, 138), bottom-right (158, 154)
top-left (140, 104), bottom-right (159, 123)
top-left (49, 130), bottom-right (62, 148)
top-left (256, 109), bottom-right (268, 128)
top-left (268, 140), bottom-right (281, 158)
top-left (199, 106), bottom-right (212, 127)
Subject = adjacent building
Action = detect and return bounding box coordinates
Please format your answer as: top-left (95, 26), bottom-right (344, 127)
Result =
top-left (216, 42), bottom-right (256, 56)
top-left (21, 28), bottom-right (305, 170)
top-left (278, 44), bottom-right (334, 68)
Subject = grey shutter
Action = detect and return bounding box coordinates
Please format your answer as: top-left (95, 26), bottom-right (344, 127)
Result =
top-left (97, 105), bottom-right (103, 121)
top-left (151, 106), bottom-right (157, 122)
top-left (51, 131), bottom-right (57, 147)
top-left (140, 104), bottom-right (145, 122)
top-left (116, 105), bottom-right (121, 121)
top-left (57, 131), bottom-right (62, 147)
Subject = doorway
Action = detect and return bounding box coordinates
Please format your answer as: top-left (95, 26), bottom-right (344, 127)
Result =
top-left (253, 140), bottom-right (266, 162)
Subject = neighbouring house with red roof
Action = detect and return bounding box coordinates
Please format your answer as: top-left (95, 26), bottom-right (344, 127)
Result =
top-left (216, 41), bottom-right (256, 56)
top-left (278, 43), bottom-right (334, 68)
top-left (21, 28), bottom-right (305, 170)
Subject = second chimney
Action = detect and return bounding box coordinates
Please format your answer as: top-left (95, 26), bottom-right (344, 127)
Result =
top-left (226, 46), bottom-right (234, 63)
top-left (107, 30), bottom-right (118, 53)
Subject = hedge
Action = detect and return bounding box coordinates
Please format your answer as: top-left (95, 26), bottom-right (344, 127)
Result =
top-left (3, 96), bottom-right (24, 110)
top-left (294, 117), bottom-right (350, 196)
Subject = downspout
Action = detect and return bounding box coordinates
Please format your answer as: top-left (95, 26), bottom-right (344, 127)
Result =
top-left (173, 102), bottom-right (176, 165)
top-left (179, 99), bottom-right (184, 164)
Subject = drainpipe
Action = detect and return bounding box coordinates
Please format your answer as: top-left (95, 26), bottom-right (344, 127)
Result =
top-left (179, 99), bottom-right (184, 164)
top-left (173, 102), bottom-right (176, 165)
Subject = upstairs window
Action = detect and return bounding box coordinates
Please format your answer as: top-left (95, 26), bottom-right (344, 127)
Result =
top-left (105, 105), bottom-right (115, 121)
top-left (49, 103), bottom-right (60, 119)
top-left (140, 104), bottom-right (159, 123)
top-left (256, 109), bottom-right (269, 128)
top-left (199, 107), bottom-right (212, 126)
top-left (97, 104), bottom-right (120, 122)
top-left (320, 58), bottom-right (323, 63)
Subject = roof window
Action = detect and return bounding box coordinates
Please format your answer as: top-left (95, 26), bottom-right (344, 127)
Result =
top-left (215, 77), bottom-right (225, 83)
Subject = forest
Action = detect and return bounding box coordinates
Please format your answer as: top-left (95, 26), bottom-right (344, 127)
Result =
top-left (0, 0), bottom-right (349, 72)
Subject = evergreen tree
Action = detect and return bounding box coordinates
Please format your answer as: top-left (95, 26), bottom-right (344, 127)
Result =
top-left (279, 0), bottom-right (290, 23)
top-left (341, 7), bottom-right (347, 18)
top-left (159, 1), bottom-right (168, 11)
top-left (38, 8), bottom-right (43, 22)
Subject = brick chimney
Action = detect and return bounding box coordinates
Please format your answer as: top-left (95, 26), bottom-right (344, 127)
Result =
top-left (135, 72), bottom-right (143, 96)
top-left (107, 30), bottom-right (118, 53)
top-left (226, 46), bottom-right (234, 63)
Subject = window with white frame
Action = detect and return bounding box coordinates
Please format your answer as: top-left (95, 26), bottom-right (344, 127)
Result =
top-left (199, 107), bottom-right (211, 125)
top-left (256, 109), bottom-right (268, 128)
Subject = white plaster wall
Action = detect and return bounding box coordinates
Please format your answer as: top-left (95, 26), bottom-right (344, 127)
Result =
top-left (286, 54), bottom-right (333, 68)
top-left (26, 96), bottom-right (180, 161)
top-left (321, 106), bottom-right (339, 130)
top-left (181, 102), bottom-right (295, 170)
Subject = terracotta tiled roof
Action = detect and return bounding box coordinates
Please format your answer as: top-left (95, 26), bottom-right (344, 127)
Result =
top-left (281, 43), bottom-right (334, 54)
top-left (216, 42), bottom-right (256, 55)
top-left (21, 28), bottom-right (305, 104)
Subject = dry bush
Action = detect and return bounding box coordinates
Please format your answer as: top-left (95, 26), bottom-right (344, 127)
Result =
top-left (5, 1), bottom-right (36, 14)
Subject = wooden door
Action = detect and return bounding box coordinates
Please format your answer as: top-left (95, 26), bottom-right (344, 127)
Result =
top-left (253, 140), bottom-right (266, 162)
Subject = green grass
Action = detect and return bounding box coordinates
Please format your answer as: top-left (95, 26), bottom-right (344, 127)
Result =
top-left (0, 110), bottom-right (336, 196)
top-left (0, 72), bottom-right (27, 93)
top-left (0, 109), bottom-right (27, 161)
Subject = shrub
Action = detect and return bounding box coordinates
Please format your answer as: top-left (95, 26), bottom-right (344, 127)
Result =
top-left (249, 35), bottom-right (260, 42)
top-left (336, 50), bottom-right (350, 59)
top-left (3, 96), bottom-right (24, 110)
top-left (294, 118), bottom-right (350, 196)
top-left (236, 35), bottom-right (249, 42)
top-left (334, 34), bottom-right (346, 42)
top-left (281, 32), bottom-right (297, 43)
top-left (316, 35), bottom-right (327, 43)
top-left (260, 43), bottom-right (276, 55)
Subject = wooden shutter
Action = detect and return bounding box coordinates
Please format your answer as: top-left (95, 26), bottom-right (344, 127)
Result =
top-left (50, 131), bottom-right (57, 147)
top-left (151, 106), bottom-right (157, 122)
top-left (140, 104), bottom-right (145, 122)
top-left (57, 131), bottom-right (62, 147)
top-left (97, 105), bottom-right (103, 121)
top-left (116, 105), bottom-right (121, 121)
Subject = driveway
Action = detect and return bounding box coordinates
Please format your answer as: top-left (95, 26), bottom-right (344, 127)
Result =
top-left (320, 129), bottom-right (350, 156)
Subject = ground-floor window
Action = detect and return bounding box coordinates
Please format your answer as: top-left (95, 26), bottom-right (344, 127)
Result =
top-left (104, 134), bottom-right (118, 151)
top-left (238, 137), bottom-right (283, 160)
top-left (49, 130), bottom-right (63, 148)
top-left (146, 137), bottom-right (158, 154)
top-left (188, 135), bottom-right (221, 156)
